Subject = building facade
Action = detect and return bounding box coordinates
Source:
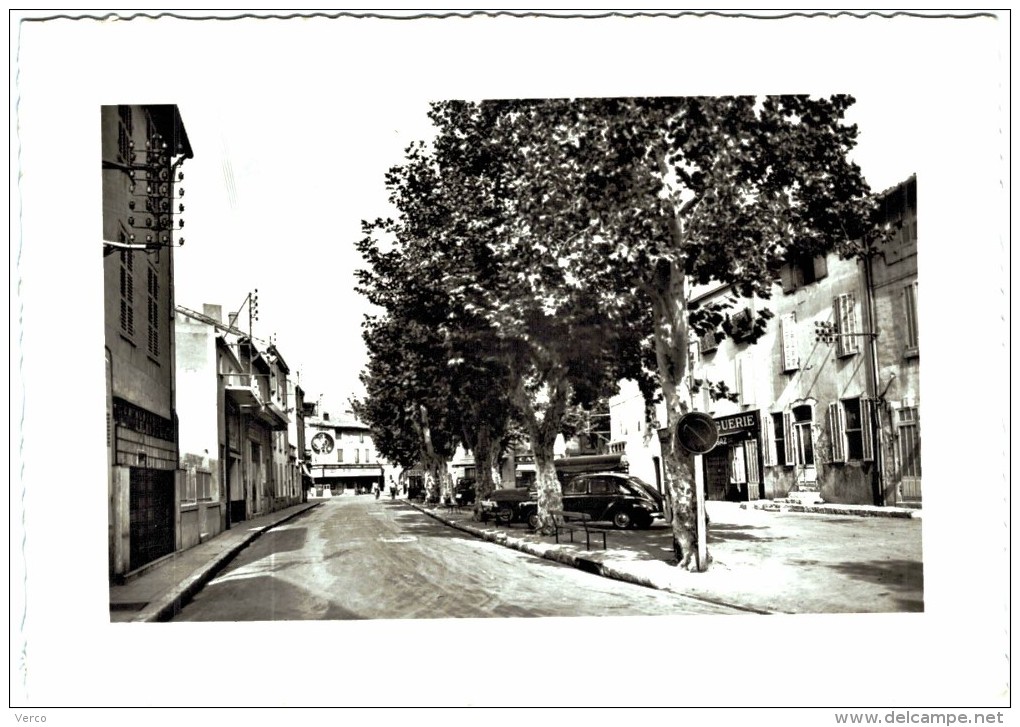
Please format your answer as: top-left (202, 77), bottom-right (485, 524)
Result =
top-left (306, 409), bottom-right (389, 495)
top-left (609, 175), bottom-right (920, 507)
top-left (103, 104), bottom-right (192, 578)
top-left (175, 304), bottom-right (299, 548)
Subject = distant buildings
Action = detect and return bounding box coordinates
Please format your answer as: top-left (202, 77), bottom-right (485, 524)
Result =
top-left (610, 175), bottom-right (920, 508)
top-left (175, 304), bottom-right (302, 542)
top-left (305, 407), bottom-right (392, 495)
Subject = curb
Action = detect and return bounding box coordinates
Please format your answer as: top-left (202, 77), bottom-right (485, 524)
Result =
top-left (131, 502), bottom-right (321, 623)
top-left (410, 503), bottom-right (772, 615)
top-left (744, 502), bottom-right (921, 518)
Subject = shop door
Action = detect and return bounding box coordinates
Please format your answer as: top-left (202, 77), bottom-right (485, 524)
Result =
top-left (703, 447), bottom-right (730, 501)
top-left (744, 440), bottom-right (762, 501)
top-left (729, 445), bottom-right (748, 501)
top-left (129, 467), bottom-right (175, 571)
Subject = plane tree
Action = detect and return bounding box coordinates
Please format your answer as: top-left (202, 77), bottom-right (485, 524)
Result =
top-left (477, 95), bottom-right (880, 569)
top-left (410, 99), bottom-right (658, 534)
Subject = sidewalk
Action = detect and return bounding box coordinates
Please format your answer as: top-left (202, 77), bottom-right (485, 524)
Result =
top-left (410, 499), bottom-right (924, 614)
top-left (109, 502), bottom-right (320, 623)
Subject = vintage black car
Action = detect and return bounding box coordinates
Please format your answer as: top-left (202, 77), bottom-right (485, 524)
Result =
top-left (453, 478), bottom-right (476, 506)
top-left (516, 472), bottom-right (664, 529)
top-left (478, 487), bottom-right (539, 528)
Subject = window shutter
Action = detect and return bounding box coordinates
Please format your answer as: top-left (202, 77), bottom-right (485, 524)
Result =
top-left (742, 354), bottom-right (758, 405)
top-left (699, 330), bottom-right (718, 354)
top-left (829, 401), bottom-right (846, 463)
top-left (861, 397), bottom-right (875, 461)
top-left (733, 357), bottom-right (743, 404)
top-left (835, 294), bottom-right (860, 357)
top-left (762, 414), bottom-right (776, 467)
top-left (780, 264), bottom-right (795, 293)
top-left (781, 313), bottom-right (799, 371)
top-left (813, 255), bottom-right (828, 281)
top-left (782, 410), bottom-right (795, 464)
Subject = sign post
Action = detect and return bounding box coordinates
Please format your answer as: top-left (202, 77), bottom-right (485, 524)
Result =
top-left (676, 412), bottom-right (719, 572)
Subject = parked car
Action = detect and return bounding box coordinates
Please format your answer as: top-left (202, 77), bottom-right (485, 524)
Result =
top-left (478, 487), bottom-right (539, 528)
top-left (454, 478), bottom-right (476, 506)
top-left (518, 472), bottom-right (664, 529)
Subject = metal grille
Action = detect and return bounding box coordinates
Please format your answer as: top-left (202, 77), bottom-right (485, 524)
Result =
top-left (129, 467), bottom-right (175, 571)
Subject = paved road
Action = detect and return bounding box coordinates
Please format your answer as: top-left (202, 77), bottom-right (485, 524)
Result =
top-left (172, 497), bottom-right (745, 621)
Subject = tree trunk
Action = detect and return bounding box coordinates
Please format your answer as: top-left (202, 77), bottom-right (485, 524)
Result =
top-left (650, 254), bottom-right (708, 571)
top-left (470, 422), bottom-right (496, 519)
top-left (415, 404), bottom-right (450, 504)
top-left (512, 371), bottom-right (568, 535)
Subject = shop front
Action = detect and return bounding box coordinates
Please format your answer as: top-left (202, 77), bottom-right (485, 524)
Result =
top-left (704, 410), bottom-right (764, 502)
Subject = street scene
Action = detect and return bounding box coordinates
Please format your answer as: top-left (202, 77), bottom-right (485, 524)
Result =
top-left (99, 93), bottom-right (925, 621)
top-left (13, 10), bottom-right (1009, 714)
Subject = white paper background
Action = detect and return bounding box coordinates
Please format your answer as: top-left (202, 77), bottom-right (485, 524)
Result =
top-left (10, 9), bottom-right (1011, 717)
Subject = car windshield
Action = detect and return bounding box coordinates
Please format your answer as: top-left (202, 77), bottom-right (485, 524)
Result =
top-left (626, 477), bottom-right (661, 501)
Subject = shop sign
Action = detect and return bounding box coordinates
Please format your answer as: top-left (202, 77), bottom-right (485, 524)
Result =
top-left (676, 412), bottom-right (719, 454)
top-left (716, 411), bottom-right (760, 438)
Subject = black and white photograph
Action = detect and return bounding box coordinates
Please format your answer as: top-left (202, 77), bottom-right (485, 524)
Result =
top-left (10, 9), bottom-right (1010, 719)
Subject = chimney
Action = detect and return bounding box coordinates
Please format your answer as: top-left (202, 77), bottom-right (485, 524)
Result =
top-left (203, 304), bottom-right (223, 323)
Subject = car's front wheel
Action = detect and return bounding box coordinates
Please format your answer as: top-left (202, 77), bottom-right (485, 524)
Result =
top-left (612, 510), bottom-right (634, 529)
top-left (527, 511), bottom-right (540, 530)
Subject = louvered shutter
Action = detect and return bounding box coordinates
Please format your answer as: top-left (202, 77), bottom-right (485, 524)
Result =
top-left (813, 255), bottom-right (828, 281)
top-left (740, 355), bottom-right (755, 405)
top-left (782, 411), bottom-right (795, 464)
top-left (780, 264), bottom-right (795, 293)
top-left (734, 357), bottom-right (743, 404)
top-left (835, 294), bottom-right (860, 357)
top-left (829, 401), bottom-right (846, 463)
top-left (761, 414), bottom-right (775, 467)
top-left (781, 313), bottom-right (799, 371)
top-left (861, 397), bottom-right (875, 461)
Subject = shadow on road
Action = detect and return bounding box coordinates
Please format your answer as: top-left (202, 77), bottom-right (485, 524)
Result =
top-left (708, 523), bottom-right (789, 544)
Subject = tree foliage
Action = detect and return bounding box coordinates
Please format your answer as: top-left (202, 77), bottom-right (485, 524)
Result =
top-left (356, 95), bottom-right (879, 567)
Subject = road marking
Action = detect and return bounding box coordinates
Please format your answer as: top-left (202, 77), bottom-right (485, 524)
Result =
top-left (378, 535), bottom-right (418, 543)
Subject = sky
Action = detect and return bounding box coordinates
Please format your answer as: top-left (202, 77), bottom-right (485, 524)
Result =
top-left (11, 10), bottom-right (1010, 712)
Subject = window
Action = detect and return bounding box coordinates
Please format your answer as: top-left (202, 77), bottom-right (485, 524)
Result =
top-left (119, 249), bottom-right (135, 337)
top-left (792, 405), bottom-right (814, 466)
top-left (780, 313), bottom-right (799, 372)
top-left (829, 398), bottom-right (874, 462)
top-left (834, 293), bottom-right (860, 357)
top-left (589, 478), bottom-right (613, 495)
top-left (903, 282), bottom-right (919, 356)
top-left (563, 479), bottom-right (586, 495)
top-left (197, 470), bottom-right (213, 500)
top-left (769, 413), bottom-right (792, 466)
top-left (699, 329), bottom-right (718, 354)
top-left (146, 266), bottom-right (159, 357)
top-left (117, 105), bottom-right (133, 163)
top-left (355, 449), bottom-right (360, 464)
top-left (337, 448), bottom-right (343, 463)
top-left (781, 254), bottom-right (828, 293)
top-left (898, 407), bottom-right (921, 477)
top-left (365, 449), bottom-right (371, 463)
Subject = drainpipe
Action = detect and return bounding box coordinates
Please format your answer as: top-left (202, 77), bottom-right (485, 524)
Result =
top-left (862, 246), bottom-right (886, 506)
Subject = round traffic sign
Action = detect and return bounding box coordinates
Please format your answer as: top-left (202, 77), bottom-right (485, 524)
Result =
top-left (675, 412), bottom-right (719, 454)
